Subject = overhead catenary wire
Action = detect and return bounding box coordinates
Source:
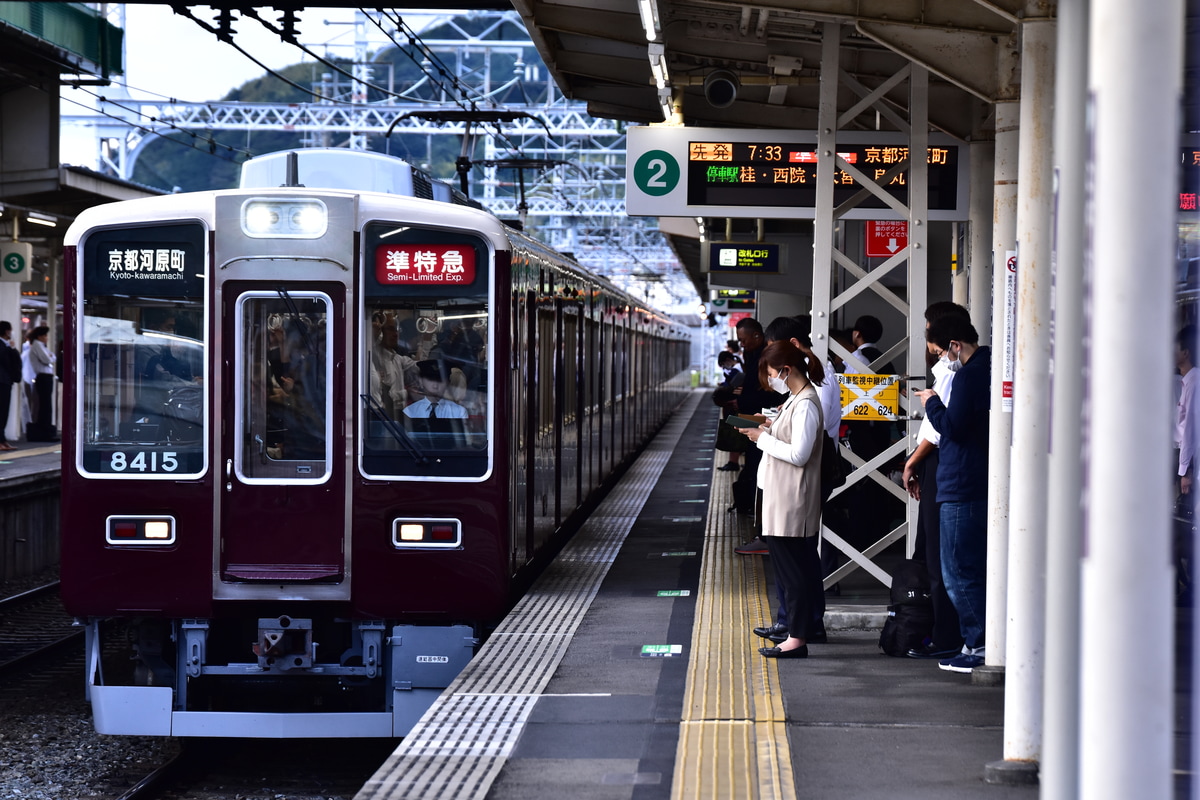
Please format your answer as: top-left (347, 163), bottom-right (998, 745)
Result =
top-left (363, 8), bottom-right (532, 156)
top-left (171, 5), bottom-right (532, 159)
top-left (60, 91), bottom-right (253, 165)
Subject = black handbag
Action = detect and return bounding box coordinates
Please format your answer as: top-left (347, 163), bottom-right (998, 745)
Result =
top-left (715, 416), bottom-right (749, 453)
top-left (819, 433), bottom-right (846, 503)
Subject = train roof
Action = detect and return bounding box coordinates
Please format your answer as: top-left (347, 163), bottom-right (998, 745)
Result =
top-left (240, 149), bottom-right (482, 210)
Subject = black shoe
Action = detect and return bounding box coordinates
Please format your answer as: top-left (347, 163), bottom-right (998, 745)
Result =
top-left (717, 462), bottom-right (740, 471)
top-left (759, 644), bottom-right (808, 659)
top-left (753, 622), bottom-right (788, 640)
top-left (906, 642), bottom-right (962, 659)
top-left (806, 628), bottom-right (829, 644)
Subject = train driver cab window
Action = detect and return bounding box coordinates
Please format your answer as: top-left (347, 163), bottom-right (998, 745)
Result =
top-left (360, 223), bottom-right (491, 480)
top-left (77, 223), bottom-right (207, 478)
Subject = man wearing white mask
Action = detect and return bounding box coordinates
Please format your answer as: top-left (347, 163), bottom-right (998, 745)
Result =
top-left (900, 302), bottom-right (970, 659)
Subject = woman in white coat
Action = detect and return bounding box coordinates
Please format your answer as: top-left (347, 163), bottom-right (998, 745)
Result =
top-left (741, 340), bottom-right (825, 659)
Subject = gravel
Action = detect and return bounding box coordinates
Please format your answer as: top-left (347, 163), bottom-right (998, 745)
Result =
top-left (0, 567), bottom-right (179, 799)
top-left (0, 715), bottom-right (178, 799)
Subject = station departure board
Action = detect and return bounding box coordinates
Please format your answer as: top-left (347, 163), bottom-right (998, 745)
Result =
top-left (626, 127), bottom-right (968, 220)
top-left (686, 141), bottom-right (960, 212)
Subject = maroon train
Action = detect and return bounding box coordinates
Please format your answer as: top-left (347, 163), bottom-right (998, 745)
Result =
top-left (61, 149), bottom-right (692, 737)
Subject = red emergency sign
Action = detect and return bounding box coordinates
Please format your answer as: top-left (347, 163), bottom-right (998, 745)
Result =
top-left (865, 221), bottom-right (908, 258)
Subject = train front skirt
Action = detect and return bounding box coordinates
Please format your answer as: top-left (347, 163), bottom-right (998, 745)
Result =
top-left (84, 620), bottom-right (476, 737)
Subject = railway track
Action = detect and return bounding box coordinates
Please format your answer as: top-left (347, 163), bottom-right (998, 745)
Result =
top-left (110, 738), bottom-right (398, 800)
top-left (0, 581), bottom-right (83, 674)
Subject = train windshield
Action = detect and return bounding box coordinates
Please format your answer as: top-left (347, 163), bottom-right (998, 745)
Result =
top-left (360, 223), bottom-right (491, 479)
top-left (76, 223), bottom-right (207, 478)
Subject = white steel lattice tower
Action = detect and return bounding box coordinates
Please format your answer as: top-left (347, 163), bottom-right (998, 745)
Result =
top-left (64, 10), bottom-right (693, 306)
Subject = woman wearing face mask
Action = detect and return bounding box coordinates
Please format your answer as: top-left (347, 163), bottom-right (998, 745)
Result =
top-left (740, 340), bottom-right (826, 658)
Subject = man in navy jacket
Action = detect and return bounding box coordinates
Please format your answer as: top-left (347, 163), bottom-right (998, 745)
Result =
top-left (915, 314), bottom-right (990, 674)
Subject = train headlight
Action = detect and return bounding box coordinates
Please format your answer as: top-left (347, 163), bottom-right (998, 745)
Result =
top-left (106, 515), bottom-right (176, 546)
top-left (241, 198), bottom-right (328, 239)
top-left (391, 518), bottom-right (462, 549)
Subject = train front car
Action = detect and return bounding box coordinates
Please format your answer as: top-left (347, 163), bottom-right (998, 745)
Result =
top-left (61, 151), bottom-right (510, 737)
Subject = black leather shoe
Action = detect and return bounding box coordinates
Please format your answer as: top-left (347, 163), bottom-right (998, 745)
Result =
top-left (759, 644), bottom-right (808, 659)
top-left (806, 628), bottom-right (829, 644)
top-left (753, 622), bottom-right (788, 640)
top-left (906, 642), bottom-right (962, 659)
top-left (717, 462), bottom-right (740, 471)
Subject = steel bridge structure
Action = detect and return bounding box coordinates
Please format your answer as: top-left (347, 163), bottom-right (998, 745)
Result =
top-left (63, 9), bottom-right (694, 307)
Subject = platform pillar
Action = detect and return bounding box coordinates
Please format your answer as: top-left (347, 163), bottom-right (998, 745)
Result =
top-left (1040, 0), bottom-right (1088, 797)
top-left (1080, 0), bottom-right (1182, 797)
top-left (994, 8), bottom-right (1056, 777)
top-left (983, 43), bottom-right (1019, 676)
top-left (967, 127), bottom-right (994, 343)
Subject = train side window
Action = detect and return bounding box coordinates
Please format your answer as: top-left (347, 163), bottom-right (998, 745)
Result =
top-left (359, 223), bottom-right (491, 480)
top-left (77, 223), bottom-right (208, 478)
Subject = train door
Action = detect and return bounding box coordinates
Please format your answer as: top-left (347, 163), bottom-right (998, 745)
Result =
top-left (218, 286), bottom-right (346, 583)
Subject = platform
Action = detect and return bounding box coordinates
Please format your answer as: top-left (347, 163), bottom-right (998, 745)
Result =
top-left (356, 391), bottom-right (1038, 800)
top-left (0, 441), bottom-right (62, 481)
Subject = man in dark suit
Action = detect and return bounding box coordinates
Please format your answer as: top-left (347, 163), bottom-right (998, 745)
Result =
top-left (0, 321), bottom-right (18, 450)
top-left (731, 318), bottom-right (786, 552)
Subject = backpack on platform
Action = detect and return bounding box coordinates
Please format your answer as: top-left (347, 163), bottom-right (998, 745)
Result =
top-left (878, 560), bottom-right (933, 657)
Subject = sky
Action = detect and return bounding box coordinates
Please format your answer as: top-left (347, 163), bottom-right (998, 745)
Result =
top-left (59, 5), bottom-right (446, 167)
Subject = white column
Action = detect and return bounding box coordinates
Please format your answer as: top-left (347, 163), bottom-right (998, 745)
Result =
top-left (968, 137), bottom-right (995, 342)
top-left (984, 91), bottom-right (1018, 672)
top-left (907, 66), bottom-right (929, 559)
top-left (1001, 11), bottom-right (1055, 767)
top-left (1080, 1), bottom-right (1182, 797)
top-left (1041, 0), bottom-right (1088, 796)
top-left (809, 22), bottom-right (840, 361)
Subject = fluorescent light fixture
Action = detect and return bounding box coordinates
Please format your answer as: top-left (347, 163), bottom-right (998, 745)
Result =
top-left (648, 44), bottom-right (670, 90)
top-left (26, 212), bottom-right (56, 228)
top-left (659, 89), bottom-right (676, 122)
top-left (650, 60), bottom-right (668, 90)
top-left (439, 312), bottom-right (488, 321)
top-left (638, 0), bottom-right (660, 41)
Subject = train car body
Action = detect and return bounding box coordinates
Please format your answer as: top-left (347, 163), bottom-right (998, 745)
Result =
top-left (60, 149), bottom-right (692, 737)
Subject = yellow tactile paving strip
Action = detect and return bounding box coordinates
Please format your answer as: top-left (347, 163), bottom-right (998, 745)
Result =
top-left (672, 464), bottom-right (798, 800)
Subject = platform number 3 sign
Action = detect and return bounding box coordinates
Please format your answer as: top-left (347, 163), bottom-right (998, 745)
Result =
top-left (0, 243), bottom-right (30, 282)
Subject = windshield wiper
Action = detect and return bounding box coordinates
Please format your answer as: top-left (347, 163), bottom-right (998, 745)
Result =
top-left (277, 287), bottom-right (319, 358)
top-left (361, 393), bottom-right (428, 465)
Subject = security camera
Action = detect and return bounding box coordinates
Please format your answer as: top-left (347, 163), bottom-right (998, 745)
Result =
top-left (703, 70), bottom-right (740, 109)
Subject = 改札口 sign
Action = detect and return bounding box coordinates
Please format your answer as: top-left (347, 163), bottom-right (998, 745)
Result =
top-left (708, 243), bottom-right (780, 273)
top-left (375, 244), bottom-right (476, 285)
